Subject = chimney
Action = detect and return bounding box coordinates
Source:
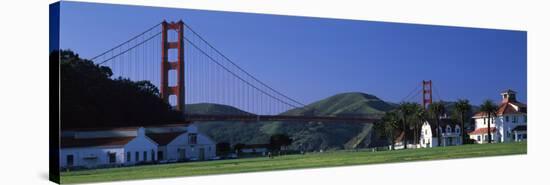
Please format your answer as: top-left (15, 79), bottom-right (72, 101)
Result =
top-left (137, 127), bottom-right (146, 137)
top-left (501, 89), bottom-right (517, 103)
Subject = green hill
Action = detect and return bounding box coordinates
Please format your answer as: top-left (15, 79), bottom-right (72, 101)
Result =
top-left (282, 92), bottom-right (394, 116)
top-left (193, 92), bottom-right (396, 151)
top-left (262, 92), bottom-right (395, 151)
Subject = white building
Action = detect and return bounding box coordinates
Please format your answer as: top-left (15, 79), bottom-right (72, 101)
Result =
top-left (419, 117), bottom-right (462, 148)
top-left (60, 127), bottom-right (158, 169)
top-left (148, 124), bottom-right (216, 162)
top-left (392, 116), bottom-right (462, 150)
top-left (470, 89), bottom-right (527, 144)
top-left (60, 123), bottom-right (217, 169)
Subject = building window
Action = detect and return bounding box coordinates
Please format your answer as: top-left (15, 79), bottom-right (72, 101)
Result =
top-left (477, 135), bottom-right (481, 141)
top-left (143, 151), bottom-right (148, 161)
top-left (108, 152), bottom-right (116, 164)
top-left (189, 133), bottom-right (198, 144)
top-left (67, 155), bottom-right (74, 166)
top-left (135, 152), bottom-right (139, 162)
top-left (524, 115), bottom-right (527, 122)
top-left (505, 116), bottom-right (509, 122)
top-left (126, 152), bottom-right (131, 162)
top-left (456, 127), bottom-right (460, 134)
top-left (151, 150), bottom-right (155, 161)
top-left (513, 116), bottom-right (518, 123)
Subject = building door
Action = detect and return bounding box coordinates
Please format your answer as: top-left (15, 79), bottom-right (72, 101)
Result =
top-left (158, 151), bottom-right (164, 161)
top-left (178, 148), bottom-right (186, 161)
top-left (199, 148), bottom-right (205, 160)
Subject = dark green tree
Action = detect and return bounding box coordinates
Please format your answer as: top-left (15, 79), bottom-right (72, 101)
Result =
top-left (234, 143), bottom-right (245, 154)
top-left (428, 101), bottom-right (446, 146)
top-left (397, 102), bottom-right (417, 149)
top-left (216, 142), bottom-right (231, 157)
top-left (454, 99), bottom-right (472, 144)
top-left (480, 100), bottom-right (498, 143)
top-left (57, 50), bottom-right (179, 129)
top-left (269, 134), bottom-right (293, 152)
top-left (375, 111), bottom-right (400, 149)
top-left (412, 103), bottom-right (426, 145)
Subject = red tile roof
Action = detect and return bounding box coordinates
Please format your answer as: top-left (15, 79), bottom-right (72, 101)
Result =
top-left (146, 132), bottom-right (185, 146)
top-left (468, 127), bottom-right (496, 135)
top-left (61, 136), bottom-right (136, 148)
top-left (473, 101), bottom-right (526, 118)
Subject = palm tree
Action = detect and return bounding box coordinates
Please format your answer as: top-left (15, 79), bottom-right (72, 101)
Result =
top-left (428, 101), bottom-right (446, 146)
top-left (480, 100), bottom-right (498, 143)
top-left (398, 102), bottom-right (416, 149)
top-left (454, 99), bottom-right (472, 144)
top-left (412, 104), bottom-right (426, 145)
top-left (376, 111), bottom-right (400, 149)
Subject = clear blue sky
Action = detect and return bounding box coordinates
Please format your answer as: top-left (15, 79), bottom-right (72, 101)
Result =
top-left (59, 1), bottom-right (527, 106)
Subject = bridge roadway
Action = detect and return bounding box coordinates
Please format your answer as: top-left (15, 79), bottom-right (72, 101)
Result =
top-left (183, 114), bottom-right (381, 123)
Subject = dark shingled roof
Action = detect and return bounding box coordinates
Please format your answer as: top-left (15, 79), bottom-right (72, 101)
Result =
top-left (146, 132), bottom-right (185, 146)
top-left (427, 118), bottom-right (459, 136)
top-left (61, 137), bottom-right (136, 148)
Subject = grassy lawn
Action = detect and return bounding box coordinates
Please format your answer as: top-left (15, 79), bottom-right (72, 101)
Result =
top-left (60, 142), bottom-right (526, 184)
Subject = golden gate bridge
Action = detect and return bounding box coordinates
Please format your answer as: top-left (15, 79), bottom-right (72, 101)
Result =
top-left (89, 20), bottom-right (435, 124)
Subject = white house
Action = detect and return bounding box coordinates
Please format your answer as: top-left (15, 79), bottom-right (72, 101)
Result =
top-left (60, 123), bottom-right (217, 169)
top-left (392, 116), bottom-right (462, 150)
top-left (419, 118), bottom-right (462, 148)
top-left (60, 127), bottom-right (158, 169)
top-left (148, 124), bottom-right (216, 162)
top-left (470, 89), bottom-right (527, 144)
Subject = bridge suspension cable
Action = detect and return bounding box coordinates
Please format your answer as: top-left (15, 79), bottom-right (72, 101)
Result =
top-left (88, 21), bottom-right (305, 115)
top-left (183, 24), bottom-right (305, 107)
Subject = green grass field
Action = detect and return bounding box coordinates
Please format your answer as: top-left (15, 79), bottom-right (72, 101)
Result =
top-left (60, 142), bottom-right (526, 184)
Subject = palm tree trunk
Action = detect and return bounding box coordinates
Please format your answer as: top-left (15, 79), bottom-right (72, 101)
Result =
top-left (437, 119), bottom-right (441, 147)
top-left (487, 114), bottom-right (491, 143)
top-left (403, 119), bottom-right (407, 149)
top-left (414, 123), bottom-right (417, 145)
top-left (461, 113), bottom-right (465, 145)
top-left (391, 135), bottom-right (395, 150)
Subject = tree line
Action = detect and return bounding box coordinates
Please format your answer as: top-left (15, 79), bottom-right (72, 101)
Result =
top-left (55, 50), bottom-right (181, 130)
top-left (216, 133), bottom-right (293, 158)
top-left (375, 100), bottom-right (470, 148)
top-left (375, 98), bottom-right (501, 148)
